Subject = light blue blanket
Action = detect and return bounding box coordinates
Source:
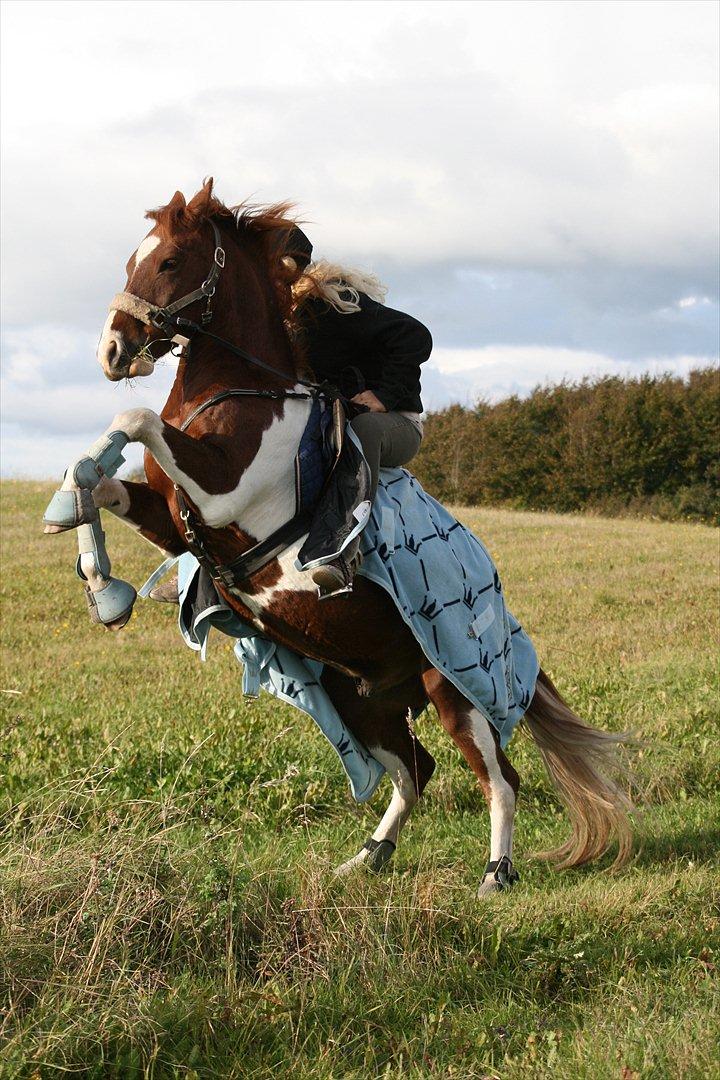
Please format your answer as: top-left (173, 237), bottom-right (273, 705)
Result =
top-left (358, 470), bottom-right (538, 746)
top-left (141, 467), bottom-right (538, 801)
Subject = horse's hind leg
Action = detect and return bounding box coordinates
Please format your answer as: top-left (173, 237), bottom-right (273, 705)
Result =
top-left (423, 668), bottom-right (520, 896)
top-left (320, 668), bottom-right (435, 874)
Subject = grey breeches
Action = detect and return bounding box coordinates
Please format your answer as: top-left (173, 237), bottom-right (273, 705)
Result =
top-left (349, 411), bottom-right (422, 501)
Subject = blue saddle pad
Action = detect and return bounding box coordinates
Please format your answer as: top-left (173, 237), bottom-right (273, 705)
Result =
top-left (295, 398), bottom-right (335, 513)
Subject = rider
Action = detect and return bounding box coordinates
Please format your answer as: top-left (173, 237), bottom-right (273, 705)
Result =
top-left (282, 226), bottom-right (432, 593)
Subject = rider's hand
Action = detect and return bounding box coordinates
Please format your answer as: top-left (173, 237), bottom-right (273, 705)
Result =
top-left (351, 390), bottom-right (387, 413)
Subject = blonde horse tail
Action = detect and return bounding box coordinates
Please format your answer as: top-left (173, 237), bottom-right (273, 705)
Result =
top-left (523, 668), bottom-right (635, 868)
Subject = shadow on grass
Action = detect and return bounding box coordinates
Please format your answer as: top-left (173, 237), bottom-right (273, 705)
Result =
top-left (631, 823), bottom-right (720, 869)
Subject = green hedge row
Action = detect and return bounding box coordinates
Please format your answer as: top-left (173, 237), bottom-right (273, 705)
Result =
top-left (413, 367), bottom-right (719, 523)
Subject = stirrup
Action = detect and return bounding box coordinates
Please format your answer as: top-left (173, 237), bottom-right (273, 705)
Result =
top-left (312, 554), bottom-right (358, 600)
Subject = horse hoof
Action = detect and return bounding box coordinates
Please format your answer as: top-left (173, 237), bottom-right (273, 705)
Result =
top-left (84, 579), bottom-right (136, 630)
top-left (477, 855), bottom-right (519, 897)
top-left (104, 609), bottom-right (134, 632)
top-left (333, 856), bottom-right (363, 878)
top-left (477, 876), bottom-right (504, 897)
top-left (333, 838), bottom-right (397, 877)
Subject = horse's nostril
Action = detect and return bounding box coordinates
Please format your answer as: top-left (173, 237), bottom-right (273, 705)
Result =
top-left (105, 339), bottom-right (119, 365)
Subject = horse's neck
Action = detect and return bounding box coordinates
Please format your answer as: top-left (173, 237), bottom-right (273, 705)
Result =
top-left (168, 321), bottom-right (312, 543)
top-left (227, 389), bottom-right (312, 541)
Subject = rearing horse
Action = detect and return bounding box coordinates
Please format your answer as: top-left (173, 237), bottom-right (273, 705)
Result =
top-left (45, 181), bottom-right (633, 894)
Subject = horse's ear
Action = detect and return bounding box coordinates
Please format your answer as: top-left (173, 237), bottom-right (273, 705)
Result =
top-left (187, 178), bottom-right (215, 221)
top-left (164, 190), bottom-right (188, 228)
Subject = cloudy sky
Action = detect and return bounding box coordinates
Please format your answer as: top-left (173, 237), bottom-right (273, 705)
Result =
top-left (1, 0), bottom-right (718, 476)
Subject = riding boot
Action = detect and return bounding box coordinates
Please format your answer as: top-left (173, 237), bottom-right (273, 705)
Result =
top-left (311, 541), bottom-right (362, 599)
top-left (149, 574), bottom-right (180, 604)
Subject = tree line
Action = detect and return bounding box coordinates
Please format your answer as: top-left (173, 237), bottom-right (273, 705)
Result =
top-left (412, 367), bottom-right (719, 523)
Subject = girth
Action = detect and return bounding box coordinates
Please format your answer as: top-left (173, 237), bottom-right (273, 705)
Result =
top-left (175, 483), bottom-right (314, 590)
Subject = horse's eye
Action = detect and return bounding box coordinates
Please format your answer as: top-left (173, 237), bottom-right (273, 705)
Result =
top-left (159, 258), bottom-right (178, 273)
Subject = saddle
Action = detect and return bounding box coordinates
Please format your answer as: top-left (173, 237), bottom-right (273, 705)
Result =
top-left (294, 394), bottom-right (372, 572)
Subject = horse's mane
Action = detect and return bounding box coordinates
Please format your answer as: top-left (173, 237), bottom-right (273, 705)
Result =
top-left (146, 182), bottom-right (300, 325)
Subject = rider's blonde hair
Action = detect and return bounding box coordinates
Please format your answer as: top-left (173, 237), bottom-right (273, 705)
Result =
top-left (290, 259), bottom-right (388, 313)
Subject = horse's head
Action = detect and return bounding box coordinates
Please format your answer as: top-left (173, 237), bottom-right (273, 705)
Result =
top-left (97, 179), bottom-right (297, 382)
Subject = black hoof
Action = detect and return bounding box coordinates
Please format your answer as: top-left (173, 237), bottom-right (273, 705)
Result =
top-left (478, 855), bottom-right (519, 897)
top-left (363, 837), bottom-right (396, 872)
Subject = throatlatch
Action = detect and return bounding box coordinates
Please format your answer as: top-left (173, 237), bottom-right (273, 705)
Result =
top-left (43, 431), bottom-right (137, 628)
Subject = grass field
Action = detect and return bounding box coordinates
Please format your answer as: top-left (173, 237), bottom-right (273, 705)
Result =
top-left (1, 481), bottom-right (718, 1078)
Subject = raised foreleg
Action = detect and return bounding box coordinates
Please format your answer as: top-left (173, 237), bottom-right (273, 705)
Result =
top-left (95, 408), bottom-right (239, 527)
top-left (42, 412), bottom-right (202, 627)
top-left (47, 407), bottom-right (238, 524)
top-left (423, 668), bottom-right (520, 896)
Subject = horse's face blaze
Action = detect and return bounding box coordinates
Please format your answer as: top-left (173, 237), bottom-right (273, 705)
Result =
top-left (98, 193), bottom-right (218, 380)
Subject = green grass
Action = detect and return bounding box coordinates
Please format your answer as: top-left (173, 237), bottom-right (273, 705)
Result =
top-left (1, 481), bottom-right (718, 1079)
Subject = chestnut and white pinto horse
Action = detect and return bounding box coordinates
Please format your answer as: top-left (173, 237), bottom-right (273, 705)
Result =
top-left (45, 182), bottom-right (633, 893)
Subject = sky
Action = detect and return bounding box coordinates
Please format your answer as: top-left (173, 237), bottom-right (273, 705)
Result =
top-left (1, 0), bottom-right (718, 476)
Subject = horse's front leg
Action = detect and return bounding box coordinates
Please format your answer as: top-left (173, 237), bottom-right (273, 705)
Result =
top-left (43, 408), bottom-right (219, 629)
top-left (45, 406), bottom-right (231, 532)
top-left (99, 408), bottom-right (235, 527)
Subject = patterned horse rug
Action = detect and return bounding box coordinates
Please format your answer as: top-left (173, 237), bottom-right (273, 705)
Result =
top-left (357, 469), bottom-right (538, 747)
top-left (141, 468), bottom-right (538, 800)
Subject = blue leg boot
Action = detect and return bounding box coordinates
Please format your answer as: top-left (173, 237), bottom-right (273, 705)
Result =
top-left (43, 431), bottom-right (129, 529)
top-left (43, 430), bottom-right (135, 629)
top-left (76, 519), bottom-right (136, 630)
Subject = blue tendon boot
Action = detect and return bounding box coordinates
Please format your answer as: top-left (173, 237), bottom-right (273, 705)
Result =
top-left (43, 431), bottom-right (136, 629)
top-left (76, 519), bottom-right (137, 630)
top-left (43, 431), bottom-right (129, 530)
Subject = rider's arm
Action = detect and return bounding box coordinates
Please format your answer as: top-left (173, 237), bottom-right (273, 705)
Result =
top-left (357, 294), bottom-right (433, 412)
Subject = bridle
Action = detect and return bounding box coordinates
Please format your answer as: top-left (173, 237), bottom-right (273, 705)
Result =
top-left (109, 218), bottom-right (325, 397)
top-left (111, 219), bottom-right (227, 337)
top-left (108, 217), bottom-right (342, 589)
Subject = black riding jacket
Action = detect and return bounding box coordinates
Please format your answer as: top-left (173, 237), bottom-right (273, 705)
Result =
top-left (296, 293), bottom-right (432, 413)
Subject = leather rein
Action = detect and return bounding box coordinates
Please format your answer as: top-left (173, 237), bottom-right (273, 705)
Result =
top-left (110, 219), bottom-right (335, 589)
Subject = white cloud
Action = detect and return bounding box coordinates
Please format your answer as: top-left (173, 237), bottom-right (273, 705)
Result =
top-left (1, 1), bottom-right (718, 324)
top-left (423, 346), bottom-right (712, 408)
top-left (0, 1), bottom-right (717, 476)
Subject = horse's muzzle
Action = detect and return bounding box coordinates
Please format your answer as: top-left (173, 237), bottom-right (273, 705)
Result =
top-left (98, 334), bottom-right (154, 381)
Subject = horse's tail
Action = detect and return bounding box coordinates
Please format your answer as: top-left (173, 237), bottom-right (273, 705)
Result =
top-left (523, 668), bottom-right (635, 868)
